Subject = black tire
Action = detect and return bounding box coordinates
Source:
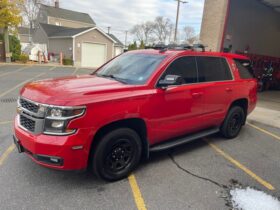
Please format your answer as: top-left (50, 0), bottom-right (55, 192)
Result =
top-left (220, 106), bottom-right (245, 139)
top-left (92, 128), bottom-right (142, 181)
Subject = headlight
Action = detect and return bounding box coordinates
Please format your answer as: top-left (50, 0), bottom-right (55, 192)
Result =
top-left (44, 106), bottom-right (86, 135)
top-left (46, 107), bottom-right (85, 119)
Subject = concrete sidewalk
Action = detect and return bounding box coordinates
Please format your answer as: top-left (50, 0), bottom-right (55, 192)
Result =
top-left (248, 106), bottom-right (280, 128)
top-left (247, 91), bottom-right (280, 128)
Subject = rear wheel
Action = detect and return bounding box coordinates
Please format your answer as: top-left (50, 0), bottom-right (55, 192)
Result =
top-left (92, 128), bottom-right (142, 181)
top-left (220, 106), bottom-right (245, 139)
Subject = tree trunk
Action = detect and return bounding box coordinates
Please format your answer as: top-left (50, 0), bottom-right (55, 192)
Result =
top-left (4, 27), bottom-right (11, 63)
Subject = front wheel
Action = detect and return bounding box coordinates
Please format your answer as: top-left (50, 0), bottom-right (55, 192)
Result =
top-left (220, 106), bottom-right (245, 139)
top-left (92, 128), bottom-right (142, 181)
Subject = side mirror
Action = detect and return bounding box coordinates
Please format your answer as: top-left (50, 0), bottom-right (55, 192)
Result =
top-left (158, 75), bottom-right (184, 88)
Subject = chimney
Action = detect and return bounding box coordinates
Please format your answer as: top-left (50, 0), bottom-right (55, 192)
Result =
top-left (55, 0), bottom-right (59, 8)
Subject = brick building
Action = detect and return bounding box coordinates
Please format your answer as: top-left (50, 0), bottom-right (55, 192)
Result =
top-left (200, 0), bottom-right (280, 58)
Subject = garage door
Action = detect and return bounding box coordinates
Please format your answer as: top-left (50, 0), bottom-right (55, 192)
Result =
top-left (115, 47), bottom-right (123, 56)
top-left (81, 43), bottom-right (106, 68)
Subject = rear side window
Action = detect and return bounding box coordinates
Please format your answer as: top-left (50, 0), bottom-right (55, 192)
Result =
top-left (234, 59), bottom-right (254, 79)
top-left (162, 56), bottom-right (198, 84)
top-left (196, 57), bottom-right (232, 82)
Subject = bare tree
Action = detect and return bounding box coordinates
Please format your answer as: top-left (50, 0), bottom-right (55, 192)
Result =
top-left (131, 24), bottom-right (145, 43)
top-left (131, 21), bottom-right (154, 45)
top-left (183, 26), bottom-right (198, 44)
top-left (19, 0), bottom-right (54, 28)
top-left (152, 16), bottom-right (172, 43)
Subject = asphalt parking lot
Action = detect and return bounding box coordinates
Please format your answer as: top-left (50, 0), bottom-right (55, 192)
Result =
top-left (0, 64), bottom-right (280, 210)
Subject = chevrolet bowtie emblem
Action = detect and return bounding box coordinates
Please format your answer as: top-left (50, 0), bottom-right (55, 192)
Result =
top-left (17, 107), bottom-right (23, 115)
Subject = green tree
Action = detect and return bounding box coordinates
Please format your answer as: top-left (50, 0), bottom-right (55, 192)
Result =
top-left (9, 35), bottom-right (21, 61)
top-left (0, 0), bottom-right (22, 62)
top-left (128, 41), bottom-right (138, 51)
top-left (0, 34), bottom-right (21, 61)
top-left (139, 40), bottom-right (145, 49)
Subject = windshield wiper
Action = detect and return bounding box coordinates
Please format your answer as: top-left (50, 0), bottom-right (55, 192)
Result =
top-left (97, 74), bottom-right (128, 84)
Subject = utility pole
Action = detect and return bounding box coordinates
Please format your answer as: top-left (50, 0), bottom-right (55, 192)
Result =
top-left (124, 31), bottom-right (128, 48)
top-left (174, 0), bottom-right (187, 42)
top-left (4, 27), bottom-right (11, 63)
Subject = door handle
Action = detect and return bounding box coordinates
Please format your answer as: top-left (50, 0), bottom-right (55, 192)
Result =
top-left (225, 88), bottom-right (233, 92)
top-left (192, 92), bottom-right (203, 98)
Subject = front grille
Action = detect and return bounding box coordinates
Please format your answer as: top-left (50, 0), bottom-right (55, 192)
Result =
top-left (20, 98), bottom-right (39, 113)
top-left (20, 115), bottom-right (35, 132)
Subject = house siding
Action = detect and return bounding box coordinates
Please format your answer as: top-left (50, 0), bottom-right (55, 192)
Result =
top-left (32, 26), bottom-right (49, 45)
top-left (49, 38), bottom-right (73, 58)
top-left (19, 34), bottom-right (30, 43)
top-left (74, 29), bottom-right (114, 66)
top-left (48, 17), bottom-right (94, 28)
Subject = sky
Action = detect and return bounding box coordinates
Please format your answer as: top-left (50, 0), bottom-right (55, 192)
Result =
top-left (60, 0), bottom-right (205, 44)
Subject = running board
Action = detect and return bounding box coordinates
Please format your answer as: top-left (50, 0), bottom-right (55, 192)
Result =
top-left (149, 127), bottom-right (219, 152)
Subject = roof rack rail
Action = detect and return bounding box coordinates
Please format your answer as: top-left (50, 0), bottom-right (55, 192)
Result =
top-left (152, 43), bottom-right (207, 52)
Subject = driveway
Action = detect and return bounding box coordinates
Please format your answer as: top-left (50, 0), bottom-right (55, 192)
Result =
top-left (0, 64), bottom-right (280, 210)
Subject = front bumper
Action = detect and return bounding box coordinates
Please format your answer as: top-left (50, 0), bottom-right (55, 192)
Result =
top-left (14, 115), bottom-right (94, 170)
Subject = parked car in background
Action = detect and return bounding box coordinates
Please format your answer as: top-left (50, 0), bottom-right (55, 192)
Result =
top-left (14, 48), bottom-right (257, 181)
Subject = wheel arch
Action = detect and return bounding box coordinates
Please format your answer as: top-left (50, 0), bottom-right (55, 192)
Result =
top-left (89, 118), bottom-right (149, 166)
top-left (229, 98), bottom-right (248, 124)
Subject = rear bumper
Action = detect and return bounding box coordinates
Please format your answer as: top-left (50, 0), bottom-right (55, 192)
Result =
top-left (14, 115), bottom-right (94, 170)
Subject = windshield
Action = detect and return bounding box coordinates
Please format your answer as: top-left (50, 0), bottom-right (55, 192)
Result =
top-left (96, 53), bottom-right (167, 84)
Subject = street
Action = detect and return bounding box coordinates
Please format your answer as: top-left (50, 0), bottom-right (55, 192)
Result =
top-left (0, 64), bottom-right (280, 210)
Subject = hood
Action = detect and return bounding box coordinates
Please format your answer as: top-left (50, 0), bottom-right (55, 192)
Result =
top-left (20, 75), bottom-right (137, 105)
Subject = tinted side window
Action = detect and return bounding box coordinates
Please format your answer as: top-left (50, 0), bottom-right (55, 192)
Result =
top-left (196, 57), bottom-right (232, 82)
top-left (234, 59), bottom-right (254, 79)
top-left (162, 56), bottom-right (198, 84)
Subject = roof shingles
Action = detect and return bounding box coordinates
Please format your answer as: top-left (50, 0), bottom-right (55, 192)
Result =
top-left (39, 23), bottom-right (92, 37)
top-left (40, 4), bottom-right (96, 25)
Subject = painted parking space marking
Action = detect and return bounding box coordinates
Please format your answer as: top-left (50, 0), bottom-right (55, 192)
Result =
top-left (205, 138), bottom-right (275, 190)
top-left (0, 65), bottom-right (31, 78)
top-left (128, 174), bottom-right (147, 210)
top-left (0, 144), bottom-right (15, 167)
top-left (0, 66), bottom-right (63, 167)
top-left (49, 66), bottom-right (57, 71)
top-left (0, 66), bottom-right (56, 98)
top-left (72, 67), bottom-right (79, 75)
top-left (0, 120), bottom-right (13, 125)
top-left (247, 122), bottom-right (280, 142)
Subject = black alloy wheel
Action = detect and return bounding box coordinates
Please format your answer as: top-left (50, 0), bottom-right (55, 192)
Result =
top-left (92, 128), bottom-right (142, 181)
top-left (220, 106), bottom-right (245, 139)
top-left (104, 138), bottom-right (134, 173)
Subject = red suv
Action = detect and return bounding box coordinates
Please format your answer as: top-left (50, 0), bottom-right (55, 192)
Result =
top-left (14, 49), bottom-right (257, 181)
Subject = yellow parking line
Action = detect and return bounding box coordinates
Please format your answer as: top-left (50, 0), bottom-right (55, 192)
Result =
top-left (205, 139), bottom-right (275, 190)
top-left (247, 122), bottom-right (280, 141)
top-left (128, 174), bottom-right (147, 210)
top-left (0, 65), bottom-right (30, 78)
top-left (0, 144), bottom-right (15, 166)
top-left (0, 120), bottom-right (13, 125)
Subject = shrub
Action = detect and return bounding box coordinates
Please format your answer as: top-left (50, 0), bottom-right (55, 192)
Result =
top-left (63, 58), bottom-right (73, 66)
top-left (9, 35), bottom-right (21, 61)
top-left (19, 54), bottom-right (29, 63)
top-left (0, 34), bottom-right (21, 61)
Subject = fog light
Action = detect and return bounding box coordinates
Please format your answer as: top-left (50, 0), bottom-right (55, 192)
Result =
top-left (51, 121), bottom-right (64, 128)
top-left (50, 157), bottom-right (59, 163)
